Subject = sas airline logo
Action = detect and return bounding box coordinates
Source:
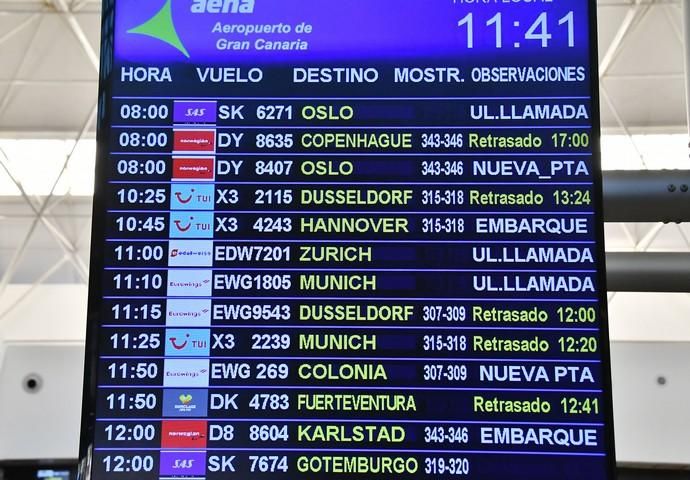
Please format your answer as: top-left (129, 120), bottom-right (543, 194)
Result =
top-left (167, 269), bottom-right (212, 297)
top-left (173, 130), bottom-right (215, 153)
top-left (170, 184), bottom-right (214, 210)
top-left (174, 101), bottom-right (218, 124)
top-left (172, 157), bottom-right (215, 181)
top-left (169, 212), bottom-right (214, 239)
top-left (163, 359), bottom-right (209, 387)
top-left (162, 389), bottom-right (209, 417)
top-left (165, 329), bottom-right (211, 357)
top-left (159, 451), bottom-right (207, 476)
top-left (168, 240), bottom-right (213, 267)
top-left (166, 299), bottom-right (211, 326)
top-left (161, 420), bottom-right (208, 449)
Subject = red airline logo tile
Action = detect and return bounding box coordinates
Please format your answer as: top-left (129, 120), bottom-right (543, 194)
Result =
top-left (161, 420), bottom-right (208, 449)
top-left (172, 157), bottom-right (215, 180)
top-left (173, 130), bottom-right (215, 152)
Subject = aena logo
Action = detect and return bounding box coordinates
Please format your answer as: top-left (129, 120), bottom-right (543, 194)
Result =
top-left (191, 0), bottom-right (255, 14)
top-left (128, 0), bottom-right (255, 58)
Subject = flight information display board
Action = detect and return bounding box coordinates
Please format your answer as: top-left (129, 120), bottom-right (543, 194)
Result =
top-left (78, 0), bottom-right (615, 479)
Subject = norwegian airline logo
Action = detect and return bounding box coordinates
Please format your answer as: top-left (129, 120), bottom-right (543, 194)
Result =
top-left (173, 130), bottom-right (216, 153)
top-left (172, 157), bottom-right (215, 181)
top-left (169, 212), bottom-right (214, 239)
top-left (166, 299), bottom-right (212, 326)
top-left (167, 269), bottom-right (212, 297)
top-left (161, 420), bottom-right (208, 449)
top-left (165, 329), bottom-right (211, 356)
top-left (170, 184), bottom-right (214, 210)
top-left (163, 359), bottom-right (210, 387)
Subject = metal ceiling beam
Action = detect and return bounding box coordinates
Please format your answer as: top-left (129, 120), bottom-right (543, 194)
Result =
top-left (0, 103), bottom-right (96, 298)
top-left (606, 252), bottom-right (690, 292)
top-left (51, 0), bottom-right (99, 71)
top-left (603, 170), bottom-right (690, 222)
top-left (0, 12), bottom-right (39, 47)
top-left (0, 15), bottom-right (42, 121)
top-left (0, 152), bottom-right (88, 282)
top-left (599, 0), bottom-right (653, 79)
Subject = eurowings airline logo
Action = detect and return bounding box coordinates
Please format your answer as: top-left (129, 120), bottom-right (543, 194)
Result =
top-left (166, 299), bottom-right (212, 326)
top-left (127, 0), bottom-right (256, 58)
top-left (127, 0), bottom-right (190, 58)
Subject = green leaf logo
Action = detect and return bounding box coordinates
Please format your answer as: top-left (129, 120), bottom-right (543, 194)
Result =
top-left (127, 0), bottom-right (189, 58)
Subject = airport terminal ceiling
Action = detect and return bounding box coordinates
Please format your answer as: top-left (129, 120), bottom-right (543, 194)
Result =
top-left (0, 0), bottom-right (689, 348)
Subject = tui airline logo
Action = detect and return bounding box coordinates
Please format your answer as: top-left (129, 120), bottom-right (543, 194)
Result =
top-left (171, 184), bottom-right (214, 210)
top-left (169, 212), bottom-right (214, 239)
top-left (165, 328), bottom-right (211, 356)
top-left (128, 0), bottom-right (255, 58)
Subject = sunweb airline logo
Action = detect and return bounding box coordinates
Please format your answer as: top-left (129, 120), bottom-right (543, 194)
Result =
top-left (128, 0), bottom-right (256, 58)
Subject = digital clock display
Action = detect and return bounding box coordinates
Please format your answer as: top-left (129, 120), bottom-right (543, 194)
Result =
top-left (78, 0), bottom-right (615, 479)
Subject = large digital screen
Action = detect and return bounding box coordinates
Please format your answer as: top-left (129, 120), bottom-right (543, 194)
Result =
top-left (78, 1), bottom-right (615, 479)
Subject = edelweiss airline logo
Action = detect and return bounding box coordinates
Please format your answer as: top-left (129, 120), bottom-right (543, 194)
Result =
top-left (168, 240), bottom-right (213, 267)
top-left (128, 0), bottom-right (255, 58)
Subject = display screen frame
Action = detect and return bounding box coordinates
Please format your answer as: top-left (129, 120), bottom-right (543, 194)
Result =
top-left (77, 1), bottom-right (617, 478)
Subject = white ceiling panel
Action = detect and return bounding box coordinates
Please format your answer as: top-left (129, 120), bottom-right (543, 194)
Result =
top-left (0, 83), bottom-right (96, 132)
top-left (607, 6), bottom-right (683, 77)
top-left (0, 14), bottom-right (41, 81)
top-left (602, 76), bottom-right (687, 130)
top-left (15, 15), bottom-right (98, 80)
